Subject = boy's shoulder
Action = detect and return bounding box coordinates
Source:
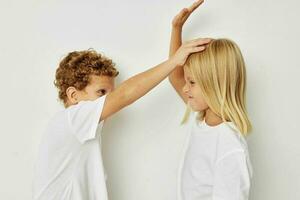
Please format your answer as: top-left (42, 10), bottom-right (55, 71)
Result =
top-left (47, 100), bottom-right (94, 128)
top-left (45, 109), bottom-right (68, 131)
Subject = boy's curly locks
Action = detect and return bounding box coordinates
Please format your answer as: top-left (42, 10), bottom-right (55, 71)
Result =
top-left (54, 49), bottom-right (119, 104)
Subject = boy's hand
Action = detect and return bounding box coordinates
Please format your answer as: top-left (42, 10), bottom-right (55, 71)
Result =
top-left (170, 38), bottom-right (211, 67)
top-left (172, 0), bottom-right (204, 28)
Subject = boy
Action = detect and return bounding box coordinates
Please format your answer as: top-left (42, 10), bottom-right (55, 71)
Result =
top-left (33, 40), bottom-right (209, 199)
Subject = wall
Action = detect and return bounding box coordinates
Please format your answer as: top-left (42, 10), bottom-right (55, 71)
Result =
top-left (0, 0), bottom-right (299, 199)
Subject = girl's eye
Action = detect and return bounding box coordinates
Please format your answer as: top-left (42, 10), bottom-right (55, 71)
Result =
top-left (189, 81), bottom-right (195, 85)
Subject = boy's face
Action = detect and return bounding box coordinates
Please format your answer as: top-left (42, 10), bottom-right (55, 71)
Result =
top-left (183, 66), bottom-right (208, 111)
top-left (76, 75), bottom-right (115, 102)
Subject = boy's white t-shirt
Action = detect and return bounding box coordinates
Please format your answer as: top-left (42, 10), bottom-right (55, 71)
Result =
top-left (178, 113), bottom-right (253, 200)
top-left (33, 95), bottom-right (108, 200)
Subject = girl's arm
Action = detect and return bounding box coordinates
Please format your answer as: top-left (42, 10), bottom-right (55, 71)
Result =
top-left (213, 152), bottom-right (251, 199)
top-left (168, 0), bottom-right (209, 103)
top-left (100, 39), bottom-right (206, 121)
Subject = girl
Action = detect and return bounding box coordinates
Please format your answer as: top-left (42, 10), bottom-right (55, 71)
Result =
top-left (169, 1), bottom-right (253, 200)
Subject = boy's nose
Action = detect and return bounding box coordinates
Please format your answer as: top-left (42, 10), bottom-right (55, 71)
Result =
top-left (108, 87), bottom-right (114, 92)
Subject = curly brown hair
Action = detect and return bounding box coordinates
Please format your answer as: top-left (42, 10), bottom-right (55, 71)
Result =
top-left (54, 49), bottom-right (119, 105)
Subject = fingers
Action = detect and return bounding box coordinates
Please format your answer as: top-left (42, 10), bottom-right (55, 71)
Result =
top-left (172, 8), bottom-right (189, 26)
top-left (181, 8), bottom-right (189, 15)
top-left (177, 8), bottom-right (190, 19)
top-left (182, 38), bottom-right (212, 54)
top-left (183, 38), bottom-right (213, 54)
top-left (180, 0), bottom-right (203, 18)
top-left (173, 0), bottom-right (204, 26)
top-left (188, 0), bottom-right (204, 12)
top-left (190, 46), bottom-right (206, 53)
top-left (185, 38), bottom-right (213, 47)
top-left (174, 37), bottom-right (209, 66)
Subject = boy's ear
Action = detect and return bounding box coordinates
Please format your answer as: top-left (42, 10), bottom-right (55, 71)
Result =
top-left (66, 86), bottom-right (79, 105)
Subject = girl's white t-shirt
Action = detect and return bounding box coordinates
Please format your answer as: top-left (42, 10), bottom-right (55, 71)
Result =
top-left (33, 95), bottom-right (108, 200)
top-left (178, 113), bottom-right (253, 200)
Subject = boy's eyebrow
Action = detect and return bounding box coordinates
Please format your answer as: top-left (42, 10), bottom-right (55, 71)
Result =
top-left (96, 88), bottom-right (106, 91)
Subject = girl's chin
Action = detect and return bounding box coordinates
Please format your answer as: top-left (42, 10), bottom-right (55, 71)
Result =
top-left (188, 103), bottom-right (199, 111)
top-left (191, 107), bottom-right (202, 112)
top-left (188, 102), bottom-right (206, 112)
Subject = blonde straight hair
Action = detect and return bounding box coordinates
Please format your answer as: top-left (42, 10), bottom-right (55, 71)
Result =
top-left (182, 38), bottom-right (252, 135)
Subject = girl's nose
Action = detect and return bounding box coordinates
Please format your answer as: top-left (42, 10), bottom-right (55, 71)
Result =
top-left (182, 84), bottom-right (189, 94)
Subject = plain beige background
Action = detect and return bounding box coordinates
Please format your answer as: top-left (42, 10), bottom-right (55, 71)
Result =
top-left (0, 0), bottom-right (299, 199)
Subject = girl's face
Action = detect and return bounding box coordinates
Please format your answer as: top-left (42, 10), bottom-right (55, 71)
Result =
top-left (183, 66), bottom-right (209, 111)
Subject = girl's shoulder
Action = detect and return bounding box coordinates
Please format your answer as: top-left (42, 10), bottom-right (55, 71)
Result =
top-left (215, 122), bottom-right (249, 157)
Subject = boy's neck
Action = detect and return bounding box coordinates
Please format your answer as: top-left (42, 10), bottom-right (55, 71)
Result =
top-left (65, 100), bottom-right (76, 108)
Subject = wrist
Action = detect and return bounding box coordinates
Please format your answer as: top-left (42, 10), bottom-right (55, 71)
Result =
top-left (172, 24), bottom-right (183, 30)
top-left (167, 57), bottom-right (180, 69)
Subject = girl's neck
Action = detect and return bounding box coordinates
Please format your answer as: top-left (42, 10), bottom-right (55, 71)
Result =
top-left (204, 109), bottom-right (223, 127)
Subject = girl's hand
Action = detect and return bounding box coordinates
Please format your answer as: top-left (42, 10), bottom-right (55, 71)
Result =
top-left (172, 0), bottom-right (204, 28)
top-left (170, 38), bottom-right (211, 67)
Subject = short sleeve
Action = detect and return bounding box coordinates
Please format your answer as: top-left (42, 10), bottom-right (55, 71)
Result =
top-left (67, 95), bottom-right (107, 144)
top-left (212, 151), bottom-right (251, 200)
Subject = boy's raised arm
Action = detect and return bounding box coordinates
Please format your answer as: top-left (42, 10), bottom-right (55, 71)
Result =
top-left (99, 38), bottom-right (206, 122)
top-left (168, 0), bottom-right (208, 104)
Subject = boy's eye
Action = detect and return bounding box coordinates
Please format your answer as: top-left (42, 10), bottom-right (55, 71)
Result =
top-left (98, 89), bottom-right (106, 95)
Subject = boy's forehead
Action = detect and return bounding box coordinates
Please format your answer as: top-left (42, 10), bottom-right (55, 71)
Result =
top-left (90, 75), bottom-right (114, 82)
top-left (89, 75), bottom-right (115, 86)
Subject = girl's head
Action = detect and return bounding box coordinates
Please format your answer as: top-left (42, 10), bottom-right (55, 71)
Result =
top-left (183, 38), bottom-right (251, 135)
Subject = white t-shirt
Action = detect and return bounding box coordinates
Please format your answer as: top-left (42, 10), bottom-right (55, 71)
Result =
top-left (33, 95), bottom-right (108, 200)
top-left (178, 113), bottom-right (253, 200)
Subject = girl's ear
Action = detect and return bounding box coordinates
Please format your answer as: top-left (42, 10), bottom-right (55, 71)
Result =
top-left (66, 86), bottom-right (79, 105)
